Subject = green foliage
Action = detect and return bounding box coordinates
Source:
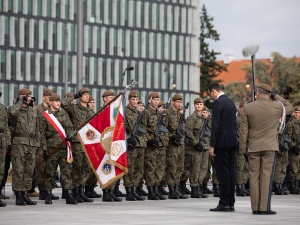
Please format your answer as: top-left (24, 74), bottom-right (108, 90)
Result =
top-left (224, 82), bottom-right (249, 103)
top-left (200, 5), bottom-right (227, 95)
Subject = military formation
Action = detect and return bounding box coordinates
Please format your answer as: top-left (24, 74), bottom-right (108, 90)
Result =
top-left (0, 86), bottom-right (300, 208)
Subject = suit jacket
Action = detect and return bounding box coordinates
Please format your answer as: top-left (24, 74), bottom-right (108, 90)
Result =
top-left (210, 94), bottom-right (238, 149)
top-left (239, 95), bottom-right (294, 154)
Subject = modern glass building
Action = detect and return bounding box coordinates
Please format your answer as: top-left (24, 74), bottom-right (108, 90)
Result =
top-left (0, 0), bottom-right (200, 111)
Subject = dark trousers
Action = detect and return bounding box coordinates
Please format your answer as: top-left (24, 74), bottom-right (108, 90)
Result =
top-left (214, 147), bottom-right (236, 206)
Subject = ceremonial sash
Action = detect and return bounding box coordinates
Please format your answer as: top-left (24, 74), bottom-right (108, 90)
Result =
top-left (42, 110), bottom-right (73, 163)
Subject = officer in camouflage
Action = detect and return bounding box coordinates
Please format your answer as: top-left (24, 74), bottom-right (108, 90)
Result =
top-left (40, 94), bottom-right (77, 205)
top-left (7, 88), bottom-right (40, 206)
top-left (61, 87), bottom-right (94, 203)
top-left (124, 90), bottom-right (146, 201)
top-left (164, 94), bottom-right (188, 200)
top-left (0, 89), bottom-right (11, 207)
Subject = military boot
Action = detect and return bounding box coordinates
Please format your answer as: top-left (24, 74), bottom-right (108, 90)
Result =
top-left (158, 185), bottom-right (169, 195)
top-left (198, 185), bottom-right (208, 198)
top-left (241, 184), bottom-right (250, 196)
top-left (296, 181), bottom-right (300, 191)
top-left (168, 185), bottom-right (179, 199)
top-left (180, 181), bottom-right (191, 195)
top-left (91, 186), bottom-right (102, 198)
top-left (66, 190), bottom-right (78, 205)
top-left (45, 191), bottom-right (53, 204)
top-left (138, 182), bottom-right (148, 196)
top-left (213, 183), bottom-right (220, 197)
top-left (73, 187), bottom-right (84, 203)
top-left (190, 186), bottom-right (201, 198)
top-left (202, 183), bottom-right (213, 194)
top-left (274, 183), bottom-right (284, 195)
top-left (15, 191), bottom-right (26, 206)
top-left (38, 185), bottom-right (47, 200)
top-left (290, 181), bottom-right (300, 194)
top-left (0, 199), bottom-right (6, 207)
top-left (22, 191), bottom-right (37, 205)
top-left (85, 186), bottom-right (95, 198)
top-left (175, 184), bottom-right (189, 199)
top-left (112, 183), bottom-right (126, 197)
top-left (110, 189), bottom-right (123, 202)
top-left (236, 184), bottom-right (247, 196)
top-left (132, 187), bottom-right (145, 201)
top-left (147, 186), bottom-right (159, 200)
top-left (125, 187), bottom-right (137, 201)
top-left (102, 189), bottom-right (114, 202)
top-left (79, 186), bottom-right (94, 202)
top-left (154, 184), bottom-right (167, 200)
top-left (62, 189), bottom-right (67, 199)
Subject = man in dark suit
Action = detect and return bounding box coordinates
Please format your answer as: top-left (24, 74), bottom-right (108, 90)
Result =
top-left (208, 83), bottom-right (238, 212)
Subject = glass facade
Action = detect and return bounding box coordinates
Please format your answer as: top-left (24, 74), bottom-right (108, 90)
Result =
top-left (0, 0), bottom-right (200, 110)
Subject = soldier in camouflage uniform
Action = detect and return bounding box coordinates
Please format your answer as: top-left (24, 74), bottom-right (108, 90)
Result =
top-left (7, 88), bottom-right (40, 206)
top-left (287, 106), bottom-right (300, 194)
top-left (182, 98), bottom-right (209, 198)
top-left (61, 87), bottom-right (94, 203)
top-left (235, 101), bottom-right (250, 196)
top-left (164, 94), bottom-right (188, 200)
top-left (142, 92), bottom-right (169, 200)
top-left (123, 90), bottom-right (147, 201)
top-left (84, 95), bottom-right (102, 199)
top-left (40, 94), bottom-right (77, 205)
top-left (0, 90), bottom-right (11, 207)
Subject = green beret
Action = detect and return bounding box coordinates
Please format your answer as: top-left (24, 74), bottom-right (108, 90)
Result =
top-left (43, 88), bottom-right (53, 97)
top-left (294, 106), bottom-right (300, 112)
top-left (128, 90), bottom-right (139, 99)
top-left (148, 92), bottom-right (159, 100)
top-left (64, 92), bottom-right (74, 98)
top-left (49, 93), bottom-right (61, 101)
top-left (78, 87), bottom-right (89, 93)
top-left (194, 98), bottom-right (203, 104)
top-left (172, 94), bottom-right (183, 101)
top-left (102, 90), bottom-right (115, 97)
top-left (257, 83), bottom-right (272, 92)
top-left (137, 100), bottom-right (143, 105)
top-left (158, 101), bottom-right (166, 107)
top-left (18, 88), bottom-right (32, 96)
top-left (89, 96), bottom-right (95, 102)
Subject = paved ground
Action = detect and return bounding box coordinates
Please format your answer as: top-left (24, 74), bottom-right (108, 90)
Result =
top-left (1, 182), bottom-right (299, 225)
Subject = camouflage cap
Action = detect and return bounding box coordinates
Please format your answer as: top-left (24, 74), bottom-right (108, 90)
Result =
top-left (294, 106), bottom-right (300, 112)
top-left (257, 83), bottom-right (272, 92)
top-left (239, 100), bottom-right (245, 108)
top-left (148, 92), bottom-right (159, 100)
top-left (18, 88), bottom-right (32, 96)
top-left (78, 87), bottom-right (89, 93)
top-left (172, 94), bottom-right (183, 101)
top-left (128, 90), bottom-right (139, 99)
top-left (194, 97), bottom-right (203, 104)
top-left (158, 101), bottom-right (166, 108)
top-left (49, 93), bottom-right (60, 101)
top-left (64, 92), bottom-right (74, 98)
top-left (43, 88), bottom-right (53, 96)
top-left (102, 90), bottom-right (115, 97)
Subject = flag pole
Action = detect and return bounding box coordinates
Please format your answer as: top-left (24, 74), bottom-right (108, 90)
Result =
top-left (35, 79), bottom-right (138, 168)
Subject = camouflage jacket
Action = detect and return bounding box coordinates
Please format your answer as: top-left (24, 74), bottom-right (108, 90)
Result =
top-left (0, 103), bottom-right (11, 147)
top-left (39, 108), bottom-right (74, 151)
top-left (125, 105), bottom-right (147, 148)
top-left (164, 107), bottom-right (185, 145)
top-left (61, 95), bottom-right (94, 143)
top-left (287, 118), bottom-right (300, 149)
top-left (6, 101), bottom-right (40, 147)
top-left (35, 102), bottom-right (49, 116)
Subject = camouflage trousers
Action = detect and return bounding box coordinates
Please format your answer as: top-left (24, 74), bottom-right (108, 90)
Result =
top-left (44, 147), bottom-right (73, 190)
top-left (273, 150), bottom-right (288, 183)
top-left (123, 147), bottom-right (145, 187)
top-left (235, 152), bottom-right (249, 185)
top-left (71, 143), bottom-right (93, 187)
top-left (198, 150), bottom-right (210, 184)
top-left (289, 150), bottom-right (300, 182)
top-left (85, 172), bottom-right (98, 187)
top-left (0, 147), bottom-right (5, 183)
top-left (144, 145), bottom-right (166, 186)
top-left (166, 143), bottom-right (184, 186)
top-left (11, 144), bottom-right (36, 191)
top-left (35, 148), bottom-right (45, 186)
top-left (181, 148), bottom-right (202, 187)
top-left (203, 156), bottom-right (219, 184)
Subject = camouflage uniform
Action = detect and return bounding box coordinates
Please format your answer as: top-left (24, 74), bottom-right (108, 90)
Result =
top-left (7, 100), bottom-right (40, 191)
top-left (0, 103), bottom-right (11, 186)
top-left (61, 95), bottom-right (94, 188)
top-left (40, 108), bottom-right (74, 191)
top-left (123, 105), bottom-right (147, 187)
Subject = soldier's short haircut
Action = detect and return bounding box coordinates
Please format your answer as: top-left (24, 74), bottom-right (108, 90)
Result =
top-left (208, 82), bottom-right (222, 92)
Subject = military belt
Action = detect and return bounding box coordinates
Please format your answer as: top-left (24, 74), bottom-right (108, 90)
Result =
top-left (14, 133), bottom-right (35, 138)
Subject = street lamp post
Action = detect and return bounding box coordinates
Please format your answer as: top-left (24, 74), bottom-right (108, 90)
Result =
top-left (76, 0), bottom-right (83, 90)
top-left (64, 28), bottom-right (69, 94)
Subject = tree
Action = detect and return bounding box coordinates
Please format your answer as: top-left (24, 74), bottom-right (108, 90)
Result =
top-left (199, 5), bottom-right (227, 95)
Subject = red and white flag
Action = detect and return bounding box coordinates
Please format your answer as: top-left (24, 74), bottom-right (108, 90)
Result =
top-left (77, 95), bottom-right (128, 189)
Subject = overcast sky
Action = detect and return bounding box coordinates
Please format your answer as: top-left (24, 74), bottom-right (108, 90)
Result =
top-left (200, 0), bottom-right (300, 60)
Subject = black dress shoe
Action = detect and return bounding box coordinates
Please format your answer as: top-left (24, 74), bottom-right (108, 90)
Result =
top-left (210, 204), bottom-right (230, 212)
top-left (258, 210), bottom-right (277, 215)
top-left (252, 210), bottom-right (259, 214)
top-left (230, 206), bottom-right (235, 211)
